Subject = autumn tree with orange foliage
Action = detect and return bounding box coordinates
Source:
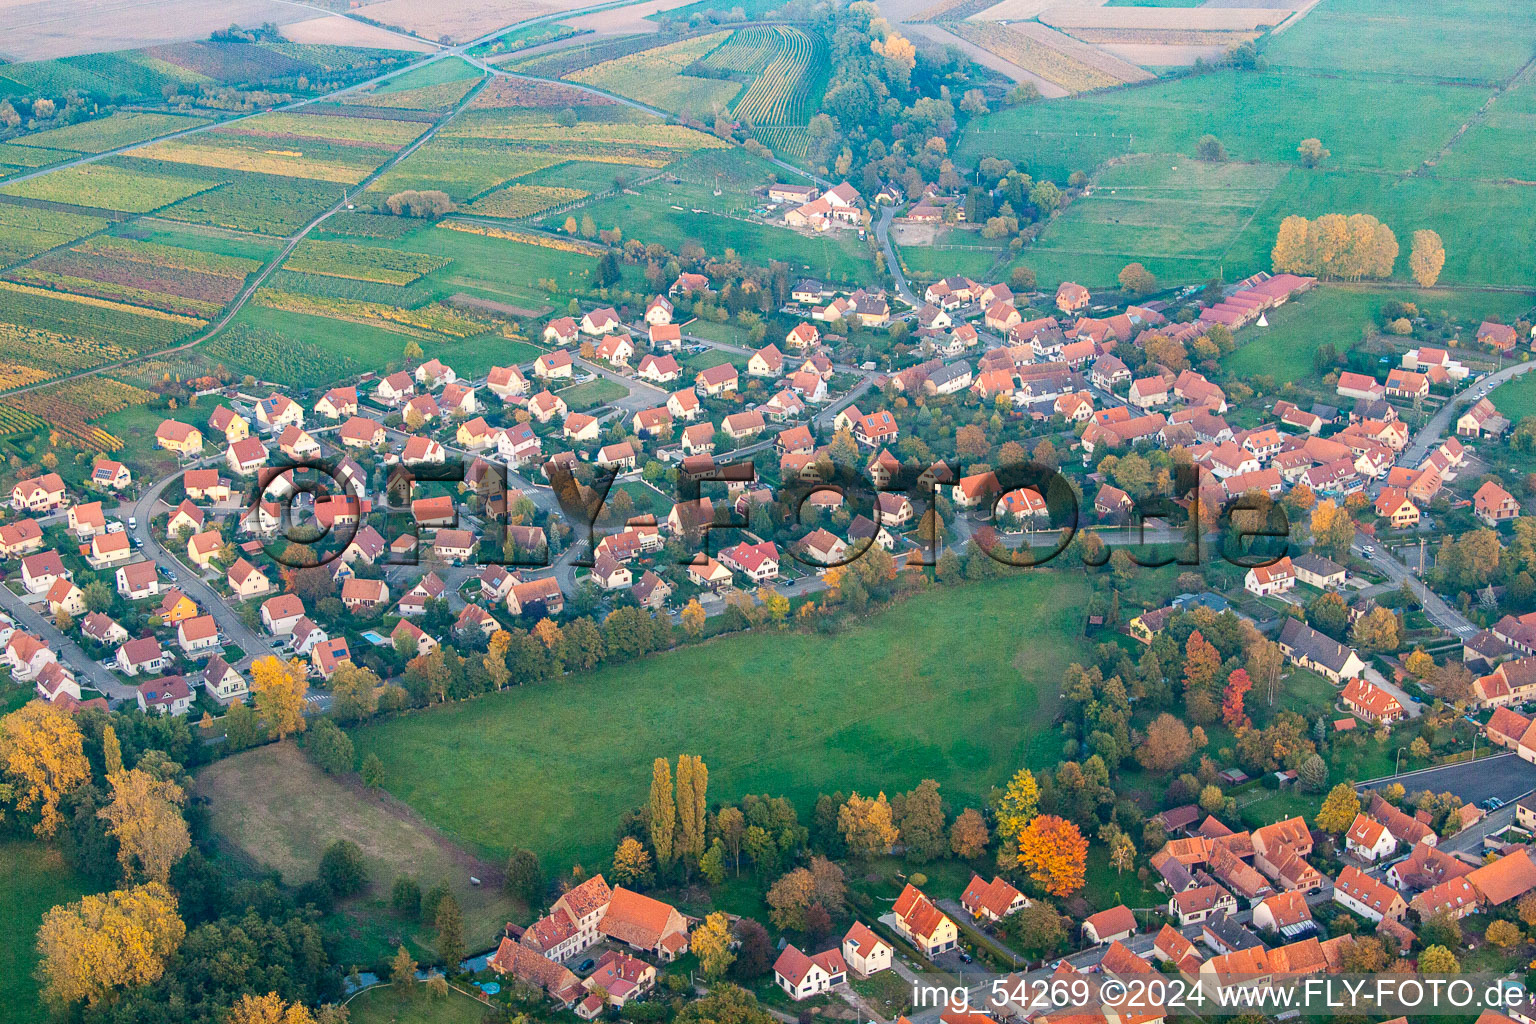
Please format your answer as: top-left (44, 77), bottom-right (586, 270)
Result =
top-left (1182, 630), bottom-right (1223, 724)
top-left (1221, 669), bottom-right (1253, 731)
top-left (1017, 814), bottom-right (1087, 898)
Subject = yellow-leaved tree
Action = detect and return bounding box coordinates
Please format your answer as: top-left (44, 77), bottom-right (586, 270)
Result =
top-left (98, 768), bottom-right (191, 883)
top-left (251, 656), bottom-right (309, 740)
top-left (1, 701), bottom-right (91, 837)
top-left (226, 992), bottom-right (317, 1024)
top-left (35, 882), bottom-right (185, 1007)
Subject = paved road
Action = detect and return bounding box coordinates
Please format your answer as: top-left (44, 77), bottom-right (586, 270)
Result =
top-left (1351, 538), bottom-right (1477, 638)
top-left (0, 580), bottom-right (134, 699)
top-left (1399, 359), bottom-right (1535, 465)
top-left (875, 205), bottom-right (919, 306)
top-left (129, 464), bottom-right (271, 671)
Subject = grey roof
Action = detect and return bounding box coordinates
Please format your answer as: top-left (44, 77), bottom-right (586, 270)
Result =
top-left (1293, 553), bottom-right (1346, 578)
top-left (1278, 617), bottom-right (1359, 674)
top-left (926, 361), bottom-right (973, 386)
top-left (1202, 913), bottom-right (1264, 952)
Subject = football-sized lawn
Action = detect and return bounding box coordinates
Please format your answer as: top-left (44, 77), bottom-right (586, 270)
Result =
top-left (349, 571), bottom-right (1091, 873)
top-left (0, 841), bottom-right (96, 1024)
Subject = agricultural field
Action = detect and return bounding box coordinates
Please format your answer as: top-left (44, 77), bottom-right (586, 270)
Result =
top-left (282, 238), bottom-right (452, 285)
top-left (348, 572), bottom-right (1090, 872)
top-left (697, 26), bottom-right (822, 125)
top-left (577, 179), bottom-right (873, 282)
top-left (0, 202), bottom-right (109, 263)
top-left (2, 111), bottom-right (210, 157)
top-left (948, 22), bottom-right (1127, 94)
top-left (0, 39), bottom-right (419, 97)
top-left (7, 234), bottom-right (260, 317)
top-left (154, 168), bottom-right (344, 235)
top-left (464, 182), bottom-right (588, 218)
top-left (567, 32), bottom-right (742, 115)
top-left (2, 375), bottom-right (158, 451)
top-left (370, 105), bottom-right (720, 203)
top-left (0, 280), bottom-right (204, 350)
top-left (365, 134), bottom-right (567, 201)
top-left (252, 288), bottom-right (492, 340)
top-left (134, 132), bottom-right (400, 185)
top-left (0, 161), bottom-right (221, 212)
top-left (0, 842), bottom-right (95, 1024)
top-left (201, 313), bottom-right (378, 388)
top-left (752, 125), bottom-right (812, 161)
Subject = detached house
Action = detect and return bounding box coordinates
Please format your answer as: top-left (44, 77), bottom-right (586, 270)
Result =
top-left (314, 386), bottom-right (358, 419)
top-left (695, 363), bottom-right (738, 397)
top-left (90, 458), bottom-right (132, 491)
top-left (0, 517), bottom-right (44, 556)
top-left (891, 884), bottom-right (957, 959)
top-left (960, 874), bottom-right (1028, 924)
top-left (21, 550), bottom-right (68, 594)
top-left (227, 557), bottom-right (272, 598)
top-left (1244, 556), bottom-right (1296, 597)
top-left (136, 675), bottom-right (192, 716)
top-left (1342, 676), bottom-right (1405, 723)
top-left (1278, 618), bottom-right (1367, 684)
top-left (226, 437), bottom-right (268, 475)
top-left (488, 365), bottom-right (530, 400)
top-left (207, 404), bottom-right (250, 443)
top-left (11, 472), bottom-right (66, 513)
top-left (116, 560), bottom-right (160, 600)
top-left (155, 419), bottom-right (203, 456)
top-left (841, 922), bottom-right (892, 977)
top-left (177, 614), bottom-right (221, 655)
top-left (773, 945), bottom-right (847, 1001)
top-left (534, 350), bottom-right (574, 381)
top-left (1475, 480), bottom-right (1521, 526)
top-left (117, 636), bottom-right (167, 676)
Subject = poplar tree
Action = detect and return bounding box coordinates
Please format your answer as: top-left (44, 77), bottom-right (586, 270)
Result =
top-left (648, 757), bottom-right (675, 870)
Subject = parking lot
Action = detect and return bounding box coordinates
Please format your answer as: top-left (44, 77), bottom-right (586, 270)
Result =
top-left (1358, 752), bottom-right (1536, 808)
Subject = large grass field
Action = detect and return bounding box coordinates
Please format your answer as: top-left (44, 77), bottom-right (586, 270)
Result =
top-left (348, 571), bottom-right (1092, 874)
top-left (957, 70), bottom-right (1486, 182)
top-left (955, 0), bottom-right (1536, 291)
top-left (1261, 0), bottom-right (1536, 84)
top-left (578, 180), bottom-right (874, 284)
top-left (195, 742), bottom-right (519, 968)
top-left (1222, 285), bottom-right (1534, 384)
top-left (1021, 155), bottom-right (1286, 288)
top-left (0, 841), bottom-right (95, 1024)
